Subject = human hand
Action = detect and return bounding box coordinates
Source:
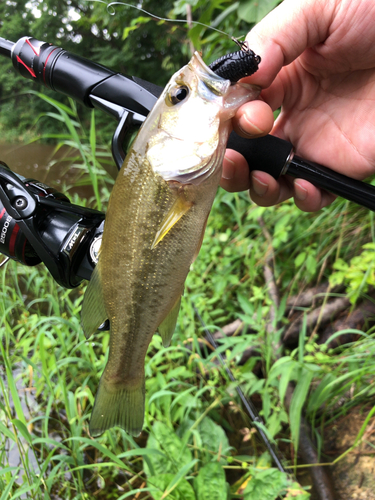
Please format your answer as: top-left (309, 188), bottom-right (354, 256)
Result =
top-left (221, 0), bottom-right (375, 211)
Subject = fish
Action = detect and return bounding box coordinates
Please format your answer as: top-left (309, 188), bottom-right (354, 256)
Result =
top-left (81, 52), bottom-right (260, 437)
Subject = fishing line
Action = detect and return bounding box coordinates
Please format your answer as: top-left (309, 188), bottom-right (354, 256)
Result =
top-left (193, 305), bottom-right (290, 474)
top-left (88, 0), bottom-right (237, 40)
top-left (0, 256), bottom-right (10, 268)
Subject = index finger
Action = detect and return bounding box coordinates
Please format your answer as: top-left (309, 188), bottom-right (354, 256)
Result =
top-left (243, 0), bottom-right (336, 88)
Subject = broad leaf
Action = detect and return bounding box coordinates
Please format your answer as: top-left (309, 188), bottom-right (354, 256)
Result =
top-left (148, 473), bottom-right (196, 500)
top-left (143, 421), bottom-right (193, 476)
top-left (197, 417), bottom-right (232, 459)
top-left (194, 461), bottom-right (227, 500)
top-left (238, 0), bottom-right (281, 23)
top-left (243, 468), bottom-right (289, 500)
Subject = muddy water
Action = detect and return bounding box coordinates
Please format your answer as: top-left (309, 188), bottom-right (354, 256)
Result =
top-left (0, 142), bottom-right (97, 200)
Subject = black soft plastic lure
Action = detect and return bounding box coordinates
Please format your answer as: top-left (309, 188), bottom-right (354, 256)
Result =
top-left (209, 39), bottom-right (261, 83)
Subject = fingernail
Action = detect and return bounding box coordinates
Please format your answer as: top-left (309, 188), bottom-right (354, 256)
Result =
top-left (222, 156), bottom-right (235, 180)
top-left (251, 173), bottom-right (268, 196)
top-left (239, 111), bottom-right (264, 137)
top-left (294, 181), bottom-right (307, 201)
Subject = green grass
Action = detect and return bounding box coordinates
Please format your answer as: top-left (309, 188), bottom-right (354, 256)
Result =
top-left (1, 185), bottom-right (375, 498)
top-left (1, 96), bottom-right (375, 499)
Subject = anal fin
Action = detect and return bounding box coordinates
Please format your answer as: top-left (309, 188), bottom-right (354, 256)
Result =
top-left (151, 194), bottom-right (193, 249)
top-left (158, 296), bottom-right (181, 347)
top-left (81, 266), bottom-right (107, 339)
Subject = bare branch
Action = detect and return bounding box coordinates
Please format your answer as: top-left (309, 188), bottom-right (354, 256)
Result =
top-left (283, 297), bottom-right (351, 345)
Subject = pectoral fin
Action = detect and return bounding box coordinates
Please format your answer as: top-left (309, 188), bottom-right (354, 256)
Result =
top-left (158, 296), bottom-right (181, 347)
top-left (81, 266), bottom-right (107, 339)
top-left (151, 194), bottom-right (193, 249)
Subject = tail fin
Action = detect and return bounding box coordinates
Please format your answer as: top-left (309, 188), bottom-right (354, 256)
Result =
top-left (89, 375), bottom-right (145, 437)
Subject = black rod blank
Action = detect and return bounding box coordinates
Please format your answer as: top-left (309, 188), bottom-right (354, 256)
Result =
top-left (0, 37), bottom-right (14, 57)
top-left (227, 132), bottom-right (375, 212)
top-left (287, 155), bottom-right (375, 211)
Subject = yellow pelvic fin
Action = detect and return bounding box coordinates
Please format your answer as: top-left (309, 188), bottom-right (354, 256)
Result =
top-left (151, 194), bottom-right (193, 249)
top-left (81, 266), bottom-right (107, 339)
top-left (158, 295), bottom-right (181, 347)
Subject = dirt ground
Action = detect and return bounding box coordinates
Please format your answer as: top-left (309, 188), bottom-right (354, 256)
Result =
top-left (299, 406), bottom-right (375, 500)
top-left (223, 401), bottom-right (375, 499)
top-left (327, 407), bottom-right (375, 499)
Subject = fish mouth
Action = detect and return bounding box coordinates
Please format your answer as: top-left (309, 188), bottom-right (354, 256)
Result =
top-left (189, 52), bottom-right (231, 97)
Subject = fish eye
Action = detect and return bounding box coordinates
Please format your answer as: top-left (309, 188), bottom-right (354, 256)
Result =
top-left (167, 85), bottom-right (189, 105)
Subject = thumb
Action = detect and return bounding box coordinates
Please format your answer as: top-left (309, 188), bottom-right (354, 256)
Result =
top-left (244, 0), bottom-right (336, 88)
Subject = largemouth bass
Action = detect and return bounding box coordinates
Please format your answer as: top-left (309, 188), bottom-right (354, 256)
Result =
top-left (81, 52), bottom-right (259, 437)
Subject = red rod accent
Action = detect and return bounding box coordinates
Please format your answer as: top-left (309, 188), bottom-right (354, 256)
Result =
top-left (9, 224), bottom-right (20, 256)
top-left (26, 38), bottom-right (40, 56)
top-left (0, 208), bottom-right (6, 220)
top-left (16, 55), bottom-right (36, 78)
top-left (43, 47), bottom-right (59, 85)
